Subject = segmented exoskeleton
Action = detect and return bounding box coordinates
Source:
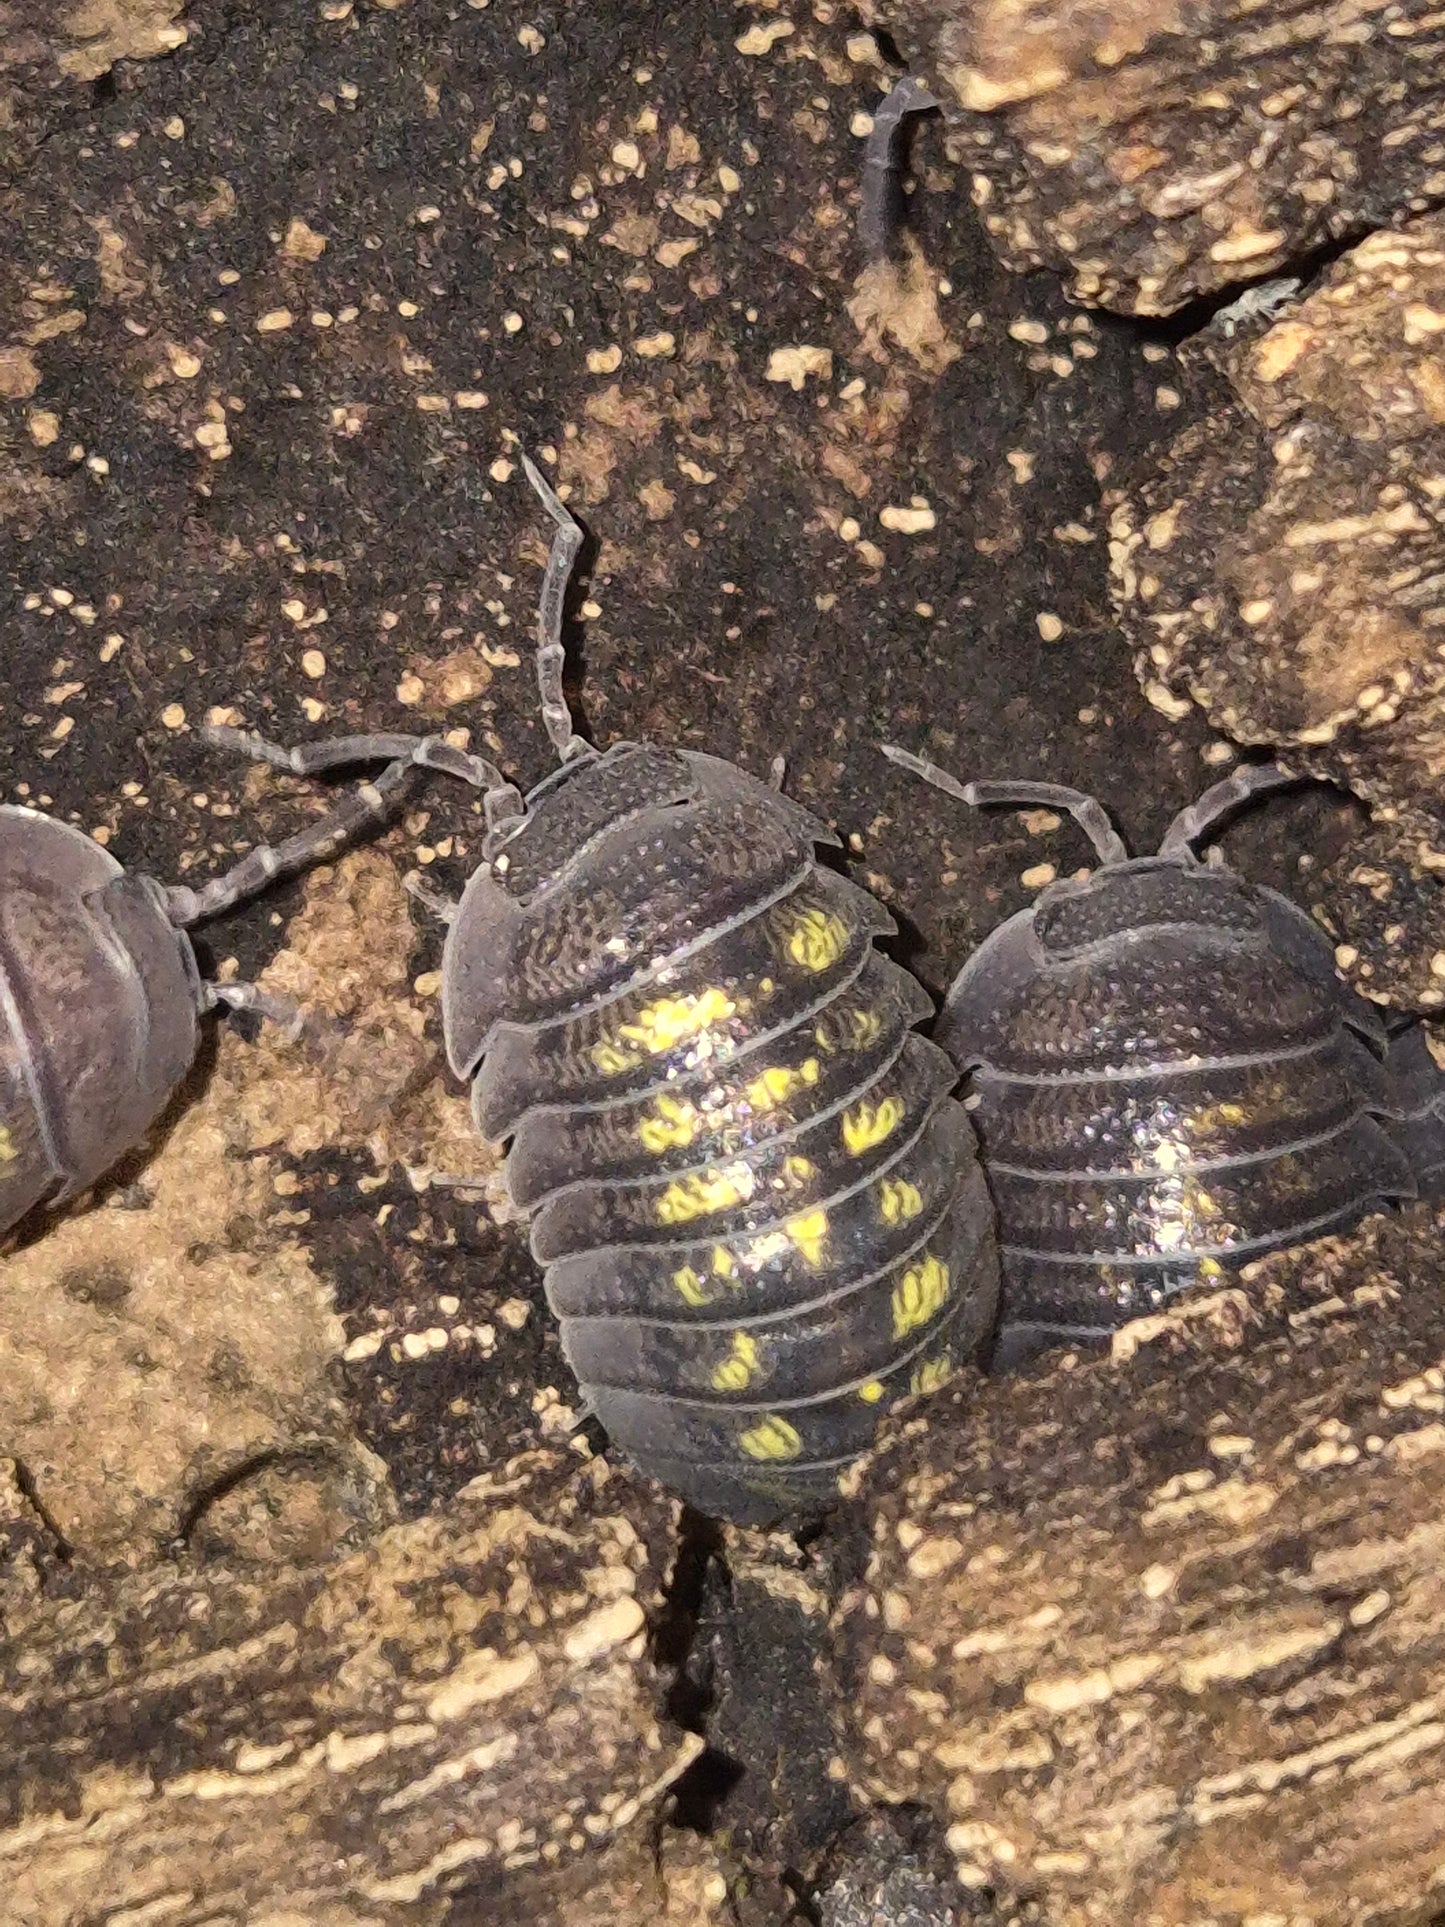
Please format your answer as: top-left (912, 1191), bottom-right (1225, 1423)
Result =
top-left (0, 737), bottom-right (457, 1241)
top-left (884, 749), bottom-right (1441, 1365)
top-left (207, 462), bottom-right (1000, 1524)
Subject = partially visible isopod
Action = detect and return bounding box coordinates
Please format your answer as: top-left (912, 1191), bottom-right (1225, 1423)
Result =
top-left (1376, 1019), bottom-right (1445, 1201)
top-left (0, 751), bottom-right (446, 1243)
top-left (883, 748), bottom-right (1441, 1366)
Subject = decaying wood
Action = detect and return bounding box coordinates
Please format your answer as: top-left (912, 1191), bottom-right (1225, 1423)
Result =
top-left (864, 0), bottom-right (1445, 314)
top-left (828, 1202), bottom-right (1445, 1925)
top-left (0, 1448), bottom-right (700, 1925)
top-left (11, 1213), bottom-right (1445, 1926)
top-left (1109, 213), bottom-right (1445, 1007)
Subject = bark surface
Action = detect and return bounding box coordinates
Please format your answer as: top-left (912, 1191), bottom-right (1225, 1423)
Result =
top-left (867, 0), bottom-right (1445, 313)
top-left (829, 1203), bottom-right (1445, 1925)
top-left (0, 1450), bottom-right (701, 1925)
top-left (1111, 214), bottom-right (1445, 1006)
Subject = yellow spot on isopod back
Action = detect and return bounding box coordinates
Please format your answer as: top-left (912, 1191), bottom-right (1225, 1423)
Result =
top-left (784, 1208), bottom-right (828, 1266)
top-left (711, 1245), bottom-right (738, 1277)
top-left (0, 1125), bottom-right (16, 1164)
top-left (590, 1036), bottom-right (641, 1076)
top-left (710, 1331), bottom-right (761, 1392)
top-left (819, 1003), bottom-right (884, 1053)
top-left (620, 986), bottom-right (737, 1055)
top-left (738, 1413), bottom-right (802, 1461)
top-left (857, 1379), bottom-right (886, 1404)
top-left (783, 907), bottom-right (850, 972)
top-left (743, 1058), bottom-right (821, 1112)
top-left (655, 1163), bottom-right (755, 1225)
top-left (891, 1253), bottom-right (950, 1340)
top-left (842, 1094), bottom-right (905, 1155)
top-left (910, 1352), bottom-right (954, 1398)
top-left (637, 1093), bottom-right (702, 1154)
top-left (671, 1264), bottom-right (714, 1308)
top-left (877, 1177), bottom-right (924, 1225)
top-left (781, 1154), bottom-right (816, 1187)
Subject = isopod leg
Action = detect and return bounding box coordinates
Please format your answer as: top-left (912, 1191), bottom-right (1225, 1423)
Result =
top-left (1159, 763), bottom-right (1301, 857)
top-left (403, 868), bottom-right (459, 925)
top-left (859, 75), bottom-right (941, 263)
top-left (519, 455), bottom-right (591, 767)
top-left (881, 745), bottom-right (1130, 866)
top-left (206, 980), bottom-right (308, 1040)
top-left (167, 726), bottom-right (523, 928)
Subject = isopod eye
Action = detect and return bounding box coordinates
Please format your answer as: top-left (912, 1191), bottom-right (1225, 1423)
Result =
top-left (96, 873), bottom-right (205, 1017)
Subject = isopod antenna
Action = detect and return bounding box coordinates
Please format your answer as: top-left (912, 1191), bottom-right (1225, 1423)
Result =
top-left (881, 745), bottom-right (1129, 867)
top-left (520, 454), bottom-right (592, 767)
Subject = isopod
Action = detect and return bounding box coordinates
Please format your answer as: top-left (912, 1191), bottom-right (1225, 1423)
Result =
top-left (883, 748), bottom-right (1440, 1365)
top-left (205, 461), bottom-right (1001, 1523)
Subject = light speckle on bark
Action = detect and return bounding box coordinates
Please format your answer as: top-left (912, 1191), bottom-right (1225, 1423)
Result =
top-left (1110, 213), bottom-right (1445, 1004)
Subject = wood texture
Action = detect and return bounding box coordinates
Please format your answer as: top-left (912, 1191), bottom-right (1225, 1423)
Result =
top-left (829, 1203), bottom-right (1445, 1924)
top-left (866, 0), bottom-right (1445, 313)
top-left (0, 1450), bottom-right (700, 1925)
top-left (1110, 214), bottom-right (1445, 1009)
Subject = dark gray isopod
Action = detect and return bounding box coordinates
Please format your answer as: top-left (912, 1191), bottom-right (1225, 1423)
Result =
top-left (206, 462), bottom-right (1000, 1526)
top-left (884, 748), bottom-right (1445, 1366)
top-left (0, 752), bottom-right (460, 1243)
